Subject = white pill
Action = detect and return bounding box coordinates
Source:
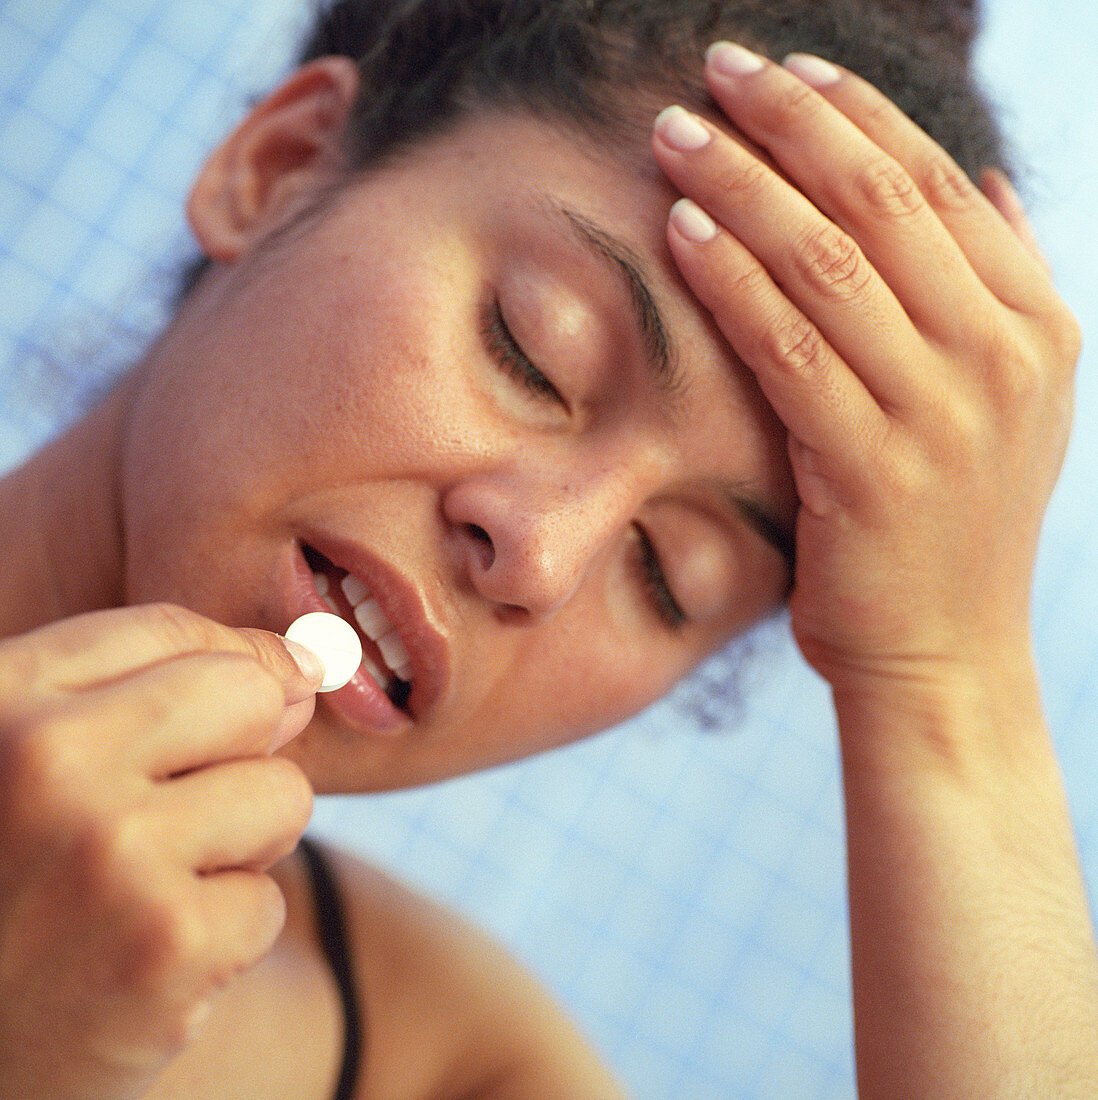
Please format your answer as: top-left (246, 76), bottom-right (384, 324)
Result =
top-left (284, 612), bottom-right (362, 692)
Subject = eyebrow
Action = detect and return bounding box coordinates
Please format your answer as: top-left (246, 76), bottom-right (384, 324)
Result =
top-left (546, 200), bottom-right (797, 580)
top-left (550, 202), bottom-right (685, 405)
top-left (730, 493), bottom-right (797, 582)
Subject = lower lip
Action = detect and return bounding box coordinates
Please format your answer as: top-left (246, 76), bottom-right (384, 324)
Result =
top-left (285, 546), bottom-right (411, 736)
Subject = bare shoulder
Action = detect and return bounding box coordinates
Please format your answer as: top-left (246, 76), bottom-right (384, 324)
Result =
top-left (313, 841), bottom-right (629, 1100)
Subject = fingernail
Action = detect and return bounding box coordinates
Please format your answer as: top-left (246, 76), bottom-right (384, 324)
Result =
top-left (654, 105), bottom-right (712, 152)
top-left (279, 635), bottom-right (325, 688)
top-left (783, 53), bottom-right (842, 88)
top-left (707, 41), bottom-right (766, 78)
top-left (669, 198), bottom-right (718, 244)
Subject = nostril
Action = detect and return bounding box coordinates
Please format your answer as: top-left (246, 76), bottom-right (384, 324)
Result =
top-left (465, 523), bottom-right (495, 569)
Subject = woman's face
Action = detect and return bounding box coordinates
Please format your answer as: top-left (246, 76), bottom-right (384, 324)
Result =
top-left (121, 105), bottom-right (797, 792)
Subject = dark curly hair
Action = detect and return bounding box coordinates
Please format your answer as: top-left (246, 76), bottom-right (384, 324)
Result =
top-left (304, 0), bottom-right (1003, 169)
top-left (179, 0), bottom-right (1007, 298)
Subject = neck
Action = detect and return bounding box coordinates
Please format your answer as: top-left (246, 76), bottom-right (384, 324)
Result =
top-left (0, 375), bottom-right (135, 638)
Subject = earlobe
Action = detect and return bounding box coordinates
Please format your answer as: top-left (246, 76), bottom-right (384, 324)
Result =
top-left (186, 55), bottom-right (360, 263)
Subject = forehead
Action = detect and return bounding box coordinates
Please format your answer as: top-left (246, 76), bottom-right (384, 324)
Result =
top-left (383, 109), bottom-right (721, 383)
top-left (331, 109), bottom-right (797, 532)
top-left (445, 112), bottom-right (792, 477)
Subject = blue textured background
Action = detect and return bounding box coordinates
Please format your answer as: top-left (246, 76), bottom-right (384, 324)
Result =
top-left (1, 3), bottom-right (1095, 1096)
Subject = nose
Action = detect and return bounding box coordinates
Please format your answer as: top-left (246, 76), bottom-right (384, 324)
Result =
top-left (443, 458), bottom-right (649, 616)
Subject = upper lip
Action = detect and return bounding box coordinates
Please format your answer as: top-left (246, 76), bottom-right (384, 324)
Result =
top-left (299, 531), bottom-right (450, 721)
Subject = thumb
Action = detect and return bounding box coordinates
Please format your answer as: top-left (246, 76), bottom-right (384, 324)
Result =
top-left (236, 627), bottom-right (326, 703)
top-left (268, 695), bottom-right (318, 752)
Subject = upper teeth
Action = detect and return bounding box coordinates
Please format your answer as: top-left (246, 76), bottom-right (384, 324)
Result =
top-left (314, 571), bottom-right (413, 684)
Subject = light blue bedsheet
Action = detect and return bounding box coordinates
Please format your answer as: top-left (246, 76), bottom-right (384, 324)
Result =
top-left (2, 3), bottom-right (1095, 1095)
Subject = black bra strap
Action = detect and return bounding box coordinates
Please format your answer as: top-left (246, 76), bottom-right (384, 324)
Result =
top-left (298, 838), bottom-right (363, 1100)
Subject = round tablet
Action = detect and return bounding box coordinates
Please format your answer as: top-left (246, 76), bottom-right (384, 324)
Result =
top-left (285, 612), bottom-right (362, 692)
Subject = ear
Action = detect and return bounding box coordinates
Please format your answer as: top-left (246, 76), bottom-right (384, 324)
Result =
top-left (187, 56), bottom-right (360, 263)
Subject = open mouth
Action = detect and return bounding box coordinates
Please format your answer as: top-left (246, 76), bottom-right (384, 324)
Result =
top-left (302, 543), bottom-right (413, 711)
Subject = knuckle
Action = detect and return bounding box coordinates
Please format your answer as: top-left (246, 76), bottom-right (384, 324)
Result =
top-left (765, 312), bottom-right (830, 377)
top-left (0, 711), bottom-right (88, 825)
top-left (238, 651), bottom-right (285, 702)
top-left (232, 663), bottom-right (288, 742)
top-left (876, 453), bottom-right (919, 507)
top-left (918, 153), bottom-right (979, 213)
top-left (759, 77), bottom-right (820, 130)
top-left (132, 674), bottom-right (189, 731)
top-left (854, 153), bottom-right (924, 221)
top-left (157, 902), bottom-right (209, 968)
top-left (68, 811), bottom-right (150, 901)
top-left (1001, 352), bottom-right (1043, 405)
top-left (0, 634), bottom-right (48, 707)
top-left (709, 153), bottom-right (771, 202)
top-left (260, 759), bottom-right (314, 845)
top-left (722, 260), bottom-right (773, 305)
top-left (156, 999), bottom-right (213, 1058)
top-left (247, 874), bottom-right (288, 956)
top-left (273, 760), bottom-right (314, 827)
top-left (140, 601), bottom-right (207, 654)
top-left (923, 393), bottom-right (987, 473)
top-left (995, 354), bottom-right (1045, 418)
top-left (127, 895), bottom-right (208, 986)
top-left (211, 652), bottom-right (283, 714)
top-left (861, 94), bottom-right (903, 137)
top-left (979, 327), bottom-right (1046, 413)
top-left (792, 222), bottom-right (871, 302)
top-left (184, 656), bottom-right (285, 754)
top-left (1049, 305), bottom-right (1083, 368)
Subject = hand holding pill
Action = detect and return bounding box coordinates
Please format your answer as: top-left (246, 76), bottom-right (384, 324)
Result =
top-left (0, 604), bottom-right (318, 1099)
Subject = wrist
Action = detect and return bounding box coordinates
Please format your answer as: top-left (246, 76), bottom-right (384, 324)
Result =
top-left (831, 641), bottom-right (1046, 756)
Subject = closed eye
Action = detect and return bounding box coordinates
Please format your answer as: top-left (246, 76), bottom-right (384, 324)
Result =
top-left (480, 298), bottom-right (564, 405)
top-left (634, 524), bottom-right (686, 631)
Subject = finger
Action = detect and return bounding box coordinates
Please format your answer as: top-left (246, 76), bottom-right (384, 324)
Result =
top-left (104, 869), bottom-right (285, 1046)
top-left (0, 603), bottom-right (322, 707)
top-left (778, 53), bottom-right (1059, 312)
top-left (160, 757), bottom-right (313, 872)
top-left (698, 43), bottom-right (999, 342)
top-left (665, 196), bottom-right (888, 495)
top-left (979, 168), bottom-right (1052, 273)
top-left (653, 105), bottom-right (929, 412)
top-left (192, 869), bottom-right (288, 989)
top-left (86, 652), bottom-right (308, 773)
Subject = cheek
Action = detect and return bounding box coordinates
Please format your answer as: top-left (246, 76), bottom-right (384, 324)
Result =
top-left (235, 303), bottom-right (477, 485)
top-left (580, 639), bottom-right (696, 734)
top-left (286, 277), bottom-right (489, 467)
top-left (549, 591), bottom-right (697, 731)
top-left (211, 213), bottom-right (471, 417)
